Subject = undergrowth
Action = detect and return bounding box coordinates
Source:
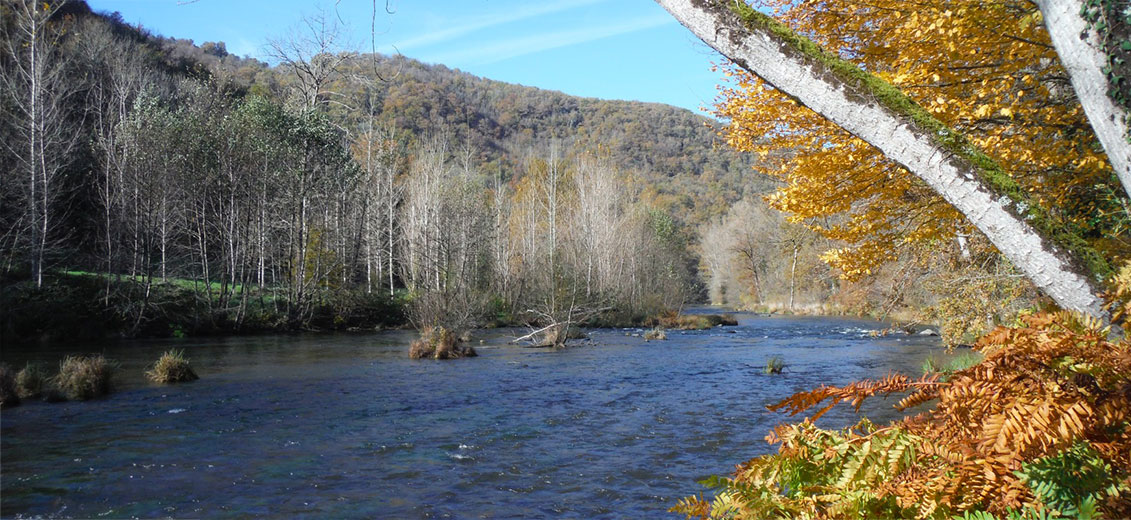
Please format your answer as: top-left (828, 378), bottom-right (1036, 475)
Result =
top-left (673, 311), bottom-right (1131, 519)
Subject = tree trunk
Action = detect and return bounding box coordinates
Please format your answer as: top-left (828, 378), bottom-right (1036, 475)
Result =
top-left (655, 0), bottom-right (1107, 319)
top-left (1035, 0), bottom-right (1131, 198)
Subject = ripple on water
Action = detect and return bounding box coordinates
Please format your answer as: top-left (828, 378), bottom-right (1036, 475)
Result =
top-left (0, 313), bottom-right (946, 518)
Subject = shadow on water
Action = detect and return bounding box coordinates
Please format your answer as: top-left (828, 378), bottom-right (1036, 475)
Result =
top-left (1, 312), bottom-right (953, 518)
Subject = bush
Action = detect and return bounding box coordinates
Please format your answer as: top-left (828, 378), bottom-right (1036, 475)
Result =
top-left (644, 327), bottom-right (668, 341)
top-left (146, 349), bottom-right (199, 383)
top-left (0, 363), bottom-right (19, 408)
top-left (16, 362), bottom-right (49, 398)
top-left (673, 312), bottom-right (1131, 519)
top-left (409, 326), bottom-right (477, 360)
top-left (54, 355), bottom-right (116, 400)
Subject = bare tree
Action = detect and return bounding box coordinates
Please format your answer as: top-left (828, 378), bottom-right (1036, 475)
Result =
top-left (0, 0), bottom-right (82, 287)
top-left (266, 9), bottom-right (355, 109)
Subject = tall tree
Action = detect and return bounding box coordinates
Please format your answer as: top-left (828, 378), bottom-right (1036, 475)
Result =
top-left (1, 0), bottom-right (82, 287)
top-left (655, 0), bottom-right (1116, 319)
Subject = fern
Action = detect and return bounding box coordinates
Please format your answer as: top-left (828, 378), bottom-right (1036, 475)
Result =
top-left (675, 312), bottom-right (1131, 520)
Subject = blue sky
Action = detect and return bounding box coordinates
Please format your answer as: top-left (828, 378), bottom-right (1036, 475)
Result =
top-left (84, 0), bottom-right (730, 115)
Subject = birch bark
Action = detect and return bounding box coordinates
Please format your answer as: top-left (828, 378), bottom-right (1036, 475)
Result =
top-left (655, 0), bottom-right (1107, 318)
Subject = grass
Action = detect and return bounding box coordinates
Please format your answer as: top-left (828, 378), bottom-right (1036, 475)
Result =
top-left (410, 326), bottom-right (477, 359)
top-left (146, 349), bottom-right (199, 383)
top-left (54, 354), bottom-right (116, 400)
top-left (0, 363), bottom-right (19, 408)
top-left (16, 362), bottom-right (49, 398)
top-left (764, 356), bottom-right (786, 375)
top-left (922, 351), bottom-right (984, 378)
top-left (644, 327), bottom-right (668, 341)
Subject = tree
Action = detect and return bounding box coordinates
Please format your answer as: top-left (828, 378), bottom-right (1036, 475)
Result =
top-left (1036, 0), bottom-right (1131, 195)
top-left (654, 0), bottom-right (1122, 319)
top-left (266, 9), bottom-right (355, 109)
top-left (0, 0), bottom-right (82, 287)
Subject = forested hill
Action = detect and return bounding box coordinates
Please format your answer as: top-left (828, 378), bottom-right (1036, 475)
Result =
top-left (144, 24), bottom-right (772, 225)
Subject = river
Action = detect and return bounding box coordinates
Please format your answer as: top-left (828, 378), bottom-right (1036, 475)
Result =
top-left (1, 312), bottom-right (949, 518)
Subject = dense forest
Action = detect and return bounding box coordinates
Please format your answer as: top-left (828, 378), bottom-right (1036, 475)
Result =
top-left (0, 1), bottom-right (783, 343)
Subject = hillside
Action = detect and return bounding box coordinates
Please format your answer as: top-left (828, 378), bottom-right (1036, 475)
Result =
top-left (144, 32), bottom-right (773, 225)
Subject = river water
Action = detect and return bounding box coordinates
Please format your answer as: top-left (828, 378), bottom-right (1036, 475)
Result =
top-left (1, 312), bottom-right (949, 518)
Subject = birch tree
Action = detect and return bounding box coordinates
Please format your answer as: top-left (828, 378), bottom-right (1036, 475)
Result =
top-left (1, 0), bottom-right (82, 287)
top-left (655, 0), bottom-right (1112, 319)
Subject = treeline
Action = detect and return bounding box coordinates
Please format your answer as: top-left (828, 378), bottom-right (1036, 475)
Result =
top-left (0, 1), bottom-right (698, 341)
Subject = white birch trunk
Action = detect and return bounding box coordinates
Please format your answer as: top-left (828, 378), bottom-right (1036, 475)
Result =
top-left (1035, 0), bottom-right (1131, 199)
top-left (655, 0), bottom-right (1106, 318)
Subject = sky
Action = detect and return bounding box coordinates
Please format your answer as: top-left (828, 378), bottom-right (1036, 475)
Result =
top-left (83, 0), bottom-right (732, 115)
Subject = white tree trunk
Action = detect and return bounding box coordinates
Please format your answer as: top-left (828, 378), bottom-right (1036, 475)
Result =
top-left (1035, 0), bottom-right (1131, 199)
top-left (655, 0), bottom-right (1106, 318)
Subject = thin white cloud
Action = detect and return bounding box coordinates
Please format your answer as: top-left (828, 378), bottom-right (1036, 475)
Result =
top-left (427, 14), bottom-right (673, 66)
top-left (392, 0), bottom-right (607, 52)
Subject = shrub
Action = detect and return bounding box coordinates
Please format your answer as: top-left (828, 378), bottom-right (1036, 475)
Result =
top-left (0, 363), bottom-right (19, 408)
top-left (409, 326), bottom-right (477, 360)
top-left (16, 362), bottom-right (49, 398)
top-left (763, 355), bottom-right (785, 374)
top-left (673, 312), bottom-right (1131, 519)
top-left (644, 327), bottom-right (668, 341)
top-left (54, 355), bottom-right (116, 400)
top-left (146, 349), bottom-right (199, 384)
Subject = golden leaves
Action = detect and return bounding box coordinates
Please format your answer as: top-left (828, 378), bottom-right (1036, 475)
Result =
top-left (713, 0), bottom-right (1118, 277)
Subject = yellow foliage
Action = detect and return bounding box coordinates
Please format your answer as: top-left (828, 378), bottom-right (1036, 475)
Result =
top-left (715, 0), bottom-right (1122, 278)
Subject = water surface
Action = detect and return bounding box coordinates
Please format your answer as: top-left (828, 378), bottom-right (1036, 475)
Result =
top-left (1, 313), bottom-right (948, 518)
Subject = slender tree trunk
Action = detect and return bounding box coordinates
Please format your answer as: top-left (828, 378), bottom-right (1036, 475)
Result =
top-left (1035, 0), bottom-right (1131, 198)
top-left (655, 0), bottom-right (1107, 319)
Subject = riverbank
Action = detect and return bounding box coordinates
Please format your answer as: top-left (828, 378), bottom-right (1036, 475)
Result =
top-left (0, 272), bottom-right (408, 345)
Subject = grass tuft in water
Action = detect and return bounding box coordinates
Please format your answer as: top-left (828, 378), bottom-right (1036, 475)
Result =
top-left (146, 349), bottom-right (200, 384)
top-left (54, 355), bottom-right (116, 400)
top-left (644, 327), bottom-right (668, 341)
top-left (16, 362), bottom-right (49, 398)
top-left (764, 356), bottom-right (786, 375)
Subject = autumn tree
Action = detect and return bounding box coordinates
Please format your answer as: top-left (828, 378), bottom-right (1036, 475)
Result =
top-left (657, 0), bottom-right (1129, 320)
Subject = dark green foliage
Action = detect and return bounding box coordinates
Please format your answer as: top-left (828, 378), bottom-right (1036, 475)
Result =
top-left (0, 364), bottom-right (20, 409)
top-left (1016, 442), bottom-right (1126, 519)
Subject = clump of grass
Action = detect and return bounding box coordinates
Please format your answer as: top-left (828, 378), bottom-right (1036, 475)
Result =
top-left (0, 363), bottom-right (20, 408)
top-left (54, 354), bottom-right (116, 400)
top-left (644, 327), bottom-right (668, 341)
top-left (654, 311), bottom-right (739, 330)
top-left (922, 351), bottom-right (984, 378)
top-left (16, 362), bottom-right (49, 398)
top-left (764, 356), bottom-right (786, 375)
top-left (410, 326), bottom-right (477, 359)
top-left (146, 349), bottom-right (199, 384)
